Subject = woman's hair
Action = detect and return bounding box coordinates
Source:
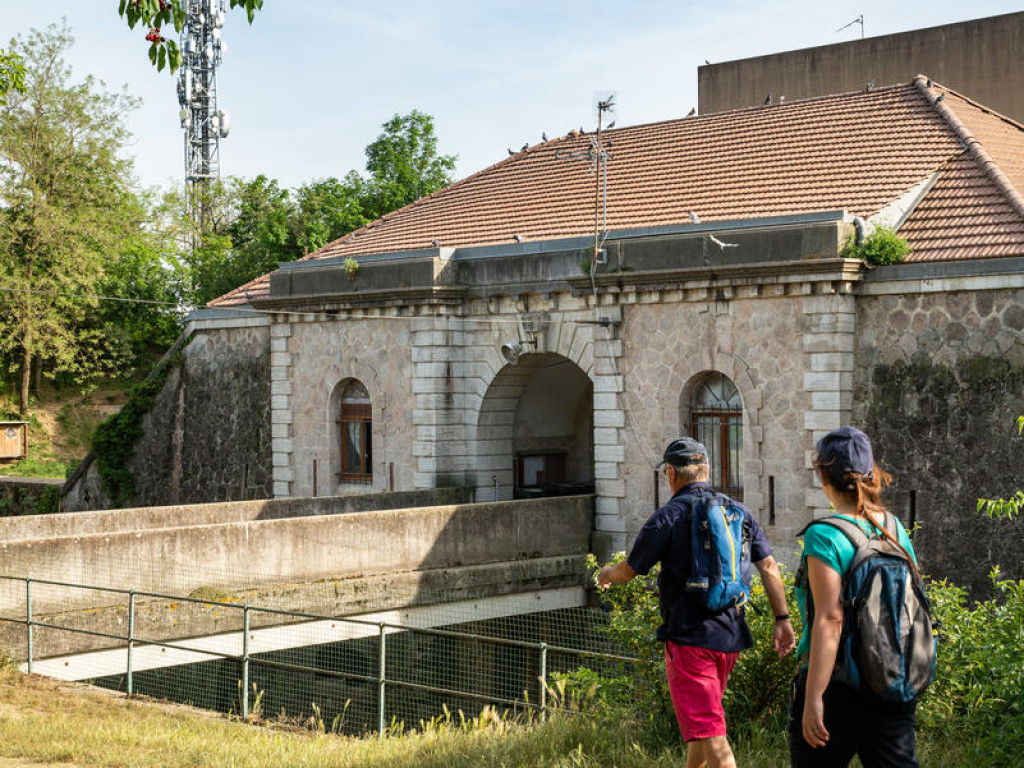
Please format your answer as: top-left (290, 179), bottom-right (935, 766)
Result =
top-left (815, 457), bottom-right (891, 518)
top-left (815, 457), bottom-right (917, 572)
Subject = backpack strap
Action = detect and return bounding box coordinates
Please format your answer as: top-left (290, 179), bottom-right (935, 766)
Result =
top-left (799, 514), bottom-right (900, 547)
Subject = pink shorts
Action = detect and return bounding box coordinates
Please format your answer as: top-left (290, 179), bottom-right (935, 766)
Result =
top-left (664, 641), bottom-right (739, 742)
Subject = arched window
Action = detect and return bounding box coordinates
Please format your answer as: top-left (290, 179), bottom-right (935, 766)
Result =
top-left (340, 380), bottom-right (372, 484)
top-left (690, 372), bottom-right (743, 500)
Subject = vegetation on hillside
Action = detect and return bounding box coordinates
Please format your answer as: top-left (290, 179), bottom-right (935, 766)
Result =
top-left (0, 21), bottom-right (456, 486)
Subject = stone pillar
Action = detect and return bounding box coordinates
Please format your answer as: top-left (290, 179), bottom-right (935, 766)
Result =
top-left (410, 316), bottom-right (474, 489)
top-left (591, 308), bottom-right (628, 555)
top-left (801, 293), bottom-right (856, 519)
top-left (270, 318), bottom-right (294, 498)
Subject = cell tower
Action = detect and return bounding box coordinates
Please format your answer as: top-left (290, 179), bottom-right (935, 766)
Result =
top-left (176, 0), bottom-right (230, 223)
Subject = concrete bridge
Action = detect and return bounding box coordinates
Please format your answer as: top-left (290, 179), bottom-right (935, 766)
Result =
top-left (0, 490), bottom-right (594, 680)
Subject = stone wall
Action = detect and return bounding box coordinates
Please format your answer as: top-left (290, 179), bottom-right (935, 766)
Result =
top-left (131, 319), bottom-right (273, 507)
top-left (0, 478), bottom-right (63, 516)
top-left (619, 293), bottom-right (822, 561)
top-left (279, 316), bottom-right (417, 497)
top-left (853, 288), bottom-right (1024, 592)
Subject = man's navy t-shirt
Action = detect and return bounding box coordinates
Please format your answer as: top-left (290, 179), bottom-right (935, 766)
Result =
top-left (626, 481), bottom-right (771, 653)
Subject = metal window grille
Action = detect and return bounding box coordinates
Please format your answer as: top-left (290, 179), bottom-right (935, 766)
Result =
top-left (690, 373), bottom-right (744, 501)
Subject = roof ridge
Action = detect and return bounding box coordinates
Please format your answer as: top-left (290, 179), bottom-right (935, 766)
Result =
top-left (914, 75), bottom-right (1024, 224)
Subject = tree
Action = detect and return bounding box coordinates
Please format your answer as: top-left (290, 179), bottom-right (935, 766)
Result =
top-left (228, 175), bottom-right (301, 283)
top-left (0, 25), bottom-right (142, 413)
top-left (156, 178), bottom-right (236, 306)
top-left (117, 0), bottom-right (264, 72)
top-left (157, 111), bottom-right (456, 306)
top-left (94, 192), bottom-right (183, 364)
top-left (0, 50), bottom-right (25, 105)
top-left (361, 110), bottom-right (457, 220)
top-left (292, 173), bottom-right (368, 254)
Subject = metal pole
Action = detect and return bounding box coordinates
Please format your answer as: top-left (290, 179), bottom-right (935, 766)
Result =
top-left (539, 643), bottom-right (548, 721)
top-left (127, 591), bottom-right (136, 695)
top-left (377, 622), bottom-right (386, 739)
top-left (25, 579), bottom-right (32, 675)
top-left (492, 474), bottom-right (499, 502)
top-left (313, 460), bottom-right (318, 498)
top-left (242, 605), bottom-right (250, 719)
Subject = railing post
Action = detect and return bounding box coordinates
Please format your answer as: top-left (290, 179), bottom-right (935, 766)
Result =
top-left (539, 642), bottom-right (548, 721)
top-left (25, 578), bottom-right (32, 675)
top-left (127, 591), bottom-right (136, 695)
top-left (377, 622), bottom-right (386, 739)
top-left (242, 605), bottom-right (250, 719)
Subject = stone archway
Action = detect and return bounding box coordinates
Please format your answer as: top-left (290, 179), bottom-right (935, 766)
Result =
top-left (474, 353), bottom-right (594, 501)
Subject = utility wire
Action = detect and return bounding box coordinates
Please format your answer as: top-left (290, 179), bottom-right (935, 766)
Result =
top-left (0, 285), bottom-right (181, 307)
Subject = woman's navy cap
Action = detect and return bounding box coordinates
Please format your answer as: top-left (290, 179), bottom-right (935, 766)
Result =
top-left (658, 437), bottom-right (708, 468)
top-left (816, 426), bottom-right (874, 477)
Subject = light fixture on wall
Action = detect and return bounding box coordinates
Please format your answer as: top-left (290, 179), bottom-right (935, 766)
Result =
top-left (500, 339), bottom-right (536, 365)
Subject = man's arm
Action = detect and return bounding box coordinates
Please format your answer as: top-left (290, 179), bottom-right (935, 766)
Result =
top-left (753, 555), bottom-right (796, 658)
top-left (597, 560), bottom-right (637, 588)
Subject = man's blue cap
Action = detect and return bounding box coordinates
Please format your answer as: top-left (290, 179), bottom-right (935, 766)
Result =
top-left (816, 426), bottom-right (874, 478)
top-left (657, 437), bottom-right (708, 468)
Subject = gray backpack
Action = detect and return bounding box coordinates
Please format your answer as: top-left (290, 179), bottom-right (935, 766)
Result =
top-left (798, 514), bottom-right (936, 702)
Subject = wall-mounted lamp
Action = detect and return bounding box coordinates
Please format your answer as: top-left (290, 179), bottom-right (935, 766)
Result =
top-left (500, 339), bottom-right (537, 365)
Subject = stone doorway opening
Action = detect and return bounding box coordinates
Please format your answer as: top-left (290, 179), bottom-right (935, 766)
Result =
top-left (476, 353), bottom-right (594, 501)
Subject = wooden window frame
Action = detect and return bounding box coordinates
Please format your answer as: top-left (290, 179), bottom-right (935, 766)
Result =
top-left (340, 401), bottom-right (372, 484)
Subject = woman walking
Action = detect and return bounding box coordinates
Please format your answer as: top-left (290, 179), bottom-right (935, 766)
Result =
top-left (789, 426), bottom-right (924, 768)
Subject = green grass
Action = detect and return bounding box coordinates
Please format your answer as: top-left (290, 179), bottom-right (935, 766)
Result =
top-left (0, 667), bottom-right (972, 768)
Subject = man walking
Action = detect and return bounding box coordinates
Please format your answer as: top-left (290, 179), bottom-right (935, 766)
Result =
top-left (598, 437), bottom-right (796, 768)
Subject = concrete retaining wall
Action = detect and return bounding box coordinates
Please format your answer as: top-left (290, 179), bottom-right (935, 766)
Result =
top-left (0, 495), bottom-right (594, 616)
top-left (0, 487), bottom-right (471, 542)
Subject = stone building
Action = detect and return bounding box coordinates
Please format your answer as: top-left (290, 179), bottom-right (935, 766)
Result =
top-left (67, 78), bottom-right (1024, 591)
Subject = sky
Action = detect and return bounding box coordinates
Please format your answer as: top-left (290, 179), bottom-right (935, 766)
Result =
top-left (0, 1), bottom-right (1021, 193)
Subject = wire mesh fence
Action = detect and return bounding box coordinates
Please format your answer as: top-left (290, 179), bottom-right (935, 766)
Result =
top-left (0, 574), bottom-right (644, 737)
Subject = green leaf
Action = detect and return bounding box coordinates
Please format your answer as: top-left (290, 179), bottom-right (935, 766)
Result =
top-left (167, 42), bottom-right (182, 73)
top-left (157, 46), bottom-right (166, 72)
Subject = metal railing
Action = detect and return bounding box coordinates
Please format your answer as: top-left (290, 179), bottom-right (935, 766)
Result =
top-left (0, 575), bottom-right (642, 737)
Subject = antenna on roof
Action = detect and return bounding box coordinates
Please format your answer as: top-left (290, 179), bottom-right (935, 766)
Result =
top-left (837, 14), bottom-right (864, 39)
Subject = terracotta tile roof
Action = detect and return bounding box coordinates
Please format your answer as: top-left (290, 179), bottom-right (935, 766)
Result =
top-left (212, 78), bottom-right (1024, 306)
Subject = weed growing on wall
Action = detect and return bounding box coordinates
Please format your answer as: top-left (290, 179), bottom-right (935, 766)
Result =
top-left (842, 226), bottom-right (911, 266)
top-left (977, 416), bottom-right (1024, 520)
top-left (91, 358), bottom-right (178, 507)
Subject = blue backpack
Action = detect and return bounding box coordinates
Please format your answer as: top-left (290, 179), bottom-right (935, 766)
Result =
top-left (798, 514), bottom-right (936, 703)
top-left (685, 490), bottom-right (752, 613)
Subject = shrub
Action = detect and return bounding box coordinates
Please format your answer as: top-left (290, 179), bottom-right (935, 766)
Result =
top-left (560, 554), bottom-right (801, 747)
top-left (842, 226), bottom-right (910, 266)
top-left (920, 570), bottom-right (1024, 764)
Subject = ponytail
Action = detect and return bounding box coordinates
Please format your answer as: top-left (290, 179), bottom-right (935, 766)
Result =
top-left (816, 459), bottom-right (920, 577)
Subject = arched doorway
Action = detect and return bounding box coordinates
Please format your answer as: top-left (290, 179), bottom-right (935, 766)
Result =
top-left (476, 353), bottom-right (594, 500)
top-left (688, 371), bottom-right (744, 500)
